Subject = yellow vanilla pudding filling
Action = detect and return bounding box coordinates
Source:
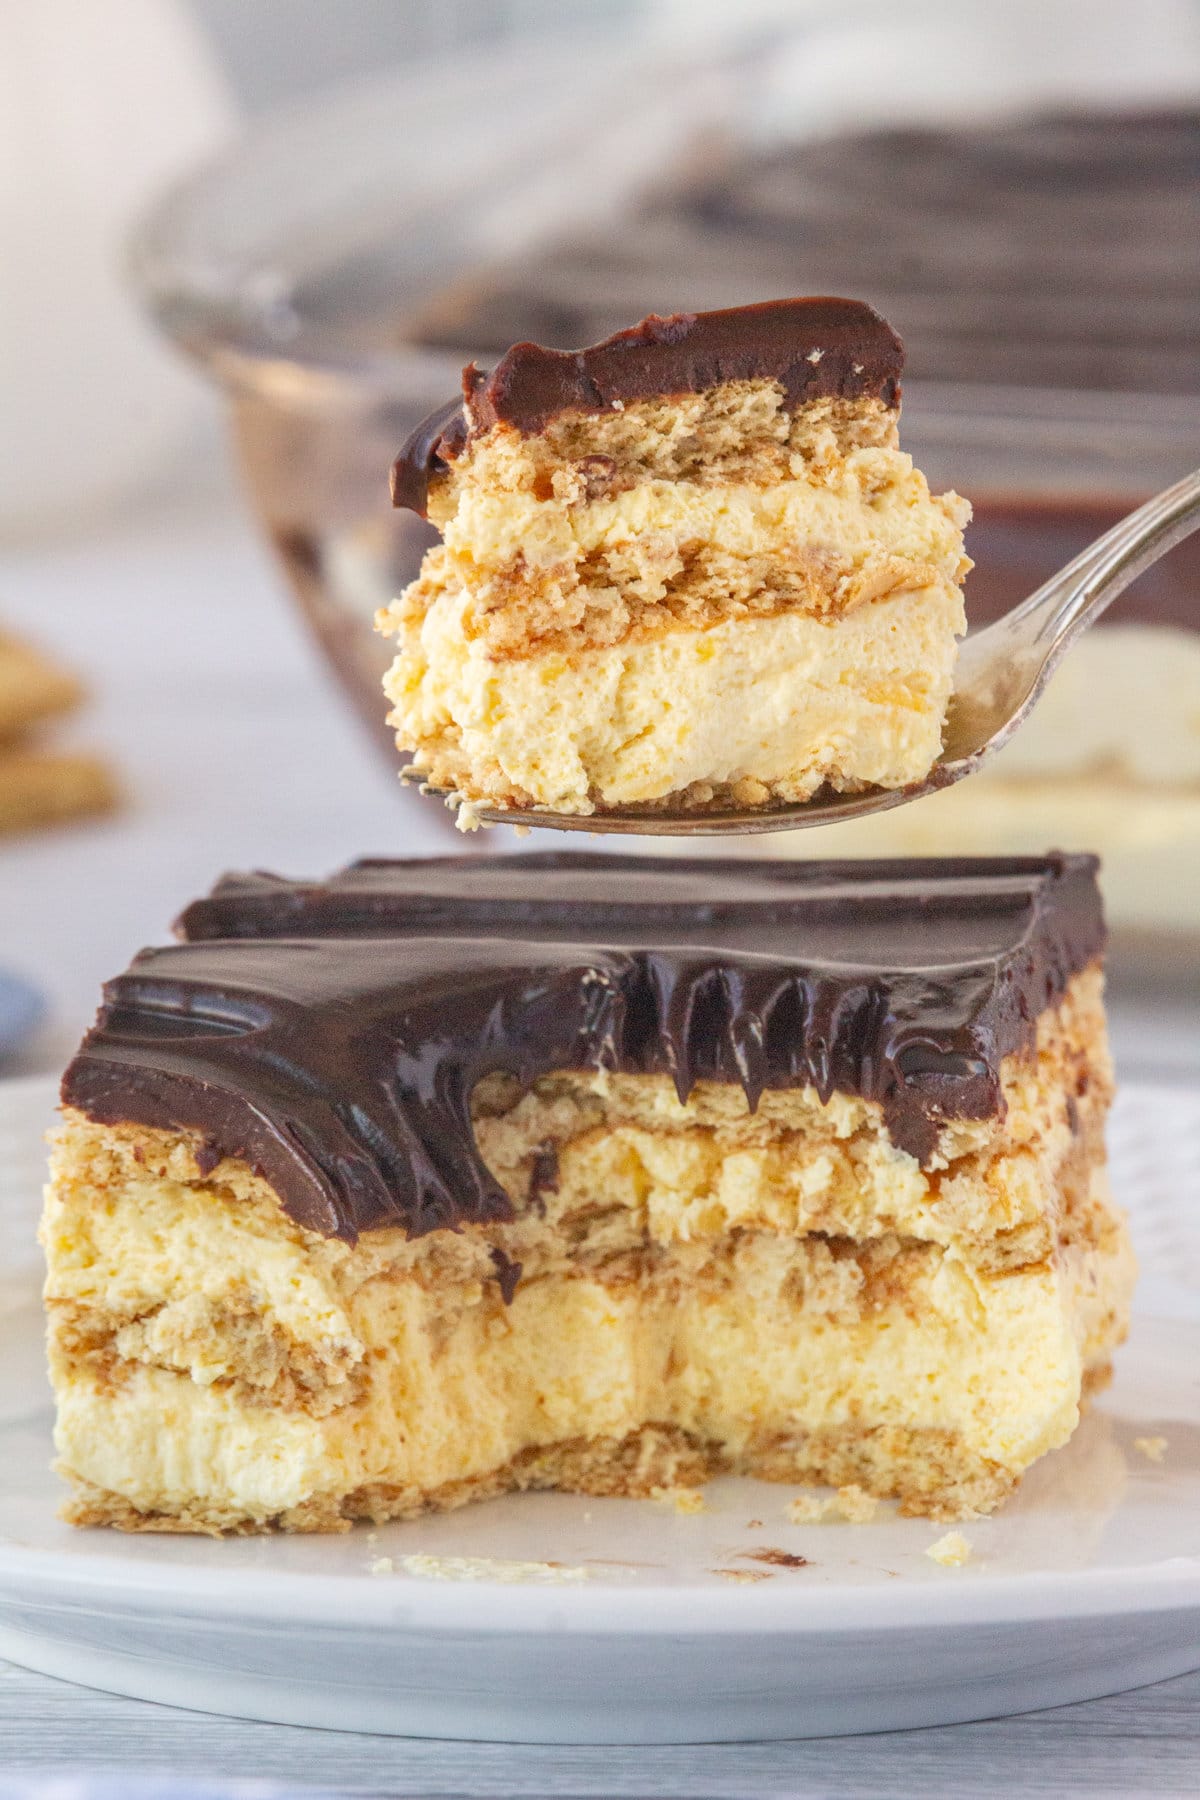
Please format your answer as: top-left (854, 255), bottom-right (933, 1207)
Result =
top-left (378, 301), bottom-right (971, 818)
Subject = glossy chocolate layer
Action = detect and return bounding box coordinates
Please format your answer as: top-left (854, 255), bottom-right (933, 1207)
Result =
top-left (390, 297), bottom-right (903, 517)
top-left (65, 854), bottom-right (1103, 1242)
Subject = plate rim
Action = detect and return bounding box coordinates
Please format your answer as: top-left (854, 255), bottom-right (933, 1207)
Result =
top-left (2, 1545), bottom-right (1200, 1638)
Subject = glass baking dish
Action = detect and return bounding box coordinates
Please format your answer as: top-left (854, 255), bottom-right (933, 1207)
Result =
top-left (128, 6), bottom-right (1200, 982)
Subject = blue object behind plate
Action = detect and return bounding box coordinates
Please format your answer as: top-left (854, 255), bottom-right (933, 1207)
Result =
top-left (0, 971), bottom-right (44, 1065)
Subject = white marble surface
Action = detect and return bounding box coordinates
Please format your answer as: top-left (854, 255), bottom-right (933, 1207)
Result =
top-left (2, 472), bottom-right (1199, 1792)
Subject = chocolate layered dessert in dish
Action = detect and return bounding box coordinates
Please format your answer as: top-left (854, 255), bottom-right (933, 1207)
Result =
top-left (379, 298), bottom-right (971, 821)
top-left (43, 853), bottom-right (1132, 1532)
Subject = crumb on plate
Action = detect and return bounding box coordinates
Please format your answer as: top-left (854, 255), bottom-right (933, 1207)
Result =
top-left (743, 1546), bottom-right (809, 1569)
top-left (650, 1485), bottom-right (708, 1514)
top-left (925, 1531), bottom-right (972, 1567)
top-left (785, 1484), bottom-right (879, 1525)
top-left (396, 1553), bottom-right (590, 1585)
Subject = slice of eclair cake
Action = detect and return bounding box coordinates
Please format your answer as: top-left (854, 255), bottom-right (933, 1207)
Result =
top-left (380, 298), bottom-right (971, 820)
top-left (43, 853), bottom-right (1131, 1533)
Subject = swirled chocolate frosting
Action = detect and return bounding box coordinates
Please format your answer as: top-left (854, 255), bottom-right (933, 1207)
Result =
top-left (390, 296), bottom-right (904, 517)
top-left (63, 853), bottom-right (1103, 1243)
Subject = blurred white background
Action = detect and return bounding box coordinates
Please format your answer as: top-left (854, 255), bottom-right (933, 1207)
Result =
top-left (192, 0), bottom-right (643, 108)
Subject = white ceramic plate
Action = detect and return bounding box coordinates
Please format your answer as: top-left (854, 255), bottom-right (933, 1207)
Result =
top-left (2, 1073), bottom-right (1200, 1743)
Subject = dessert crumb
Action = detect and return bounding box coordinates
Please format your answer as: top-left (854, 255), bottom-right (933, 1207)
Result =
top-left (785, 1494), bottom-right (827, 1524)
top-left (368, 1555), bottom-right (394, 1575)
top-left (835, 1484), bottom-right (878, 1523)
top-left (785, 1484), bottom-right (878, 1524)
top-left (746, 1518), bottom-right (763, 1529)
top-left (744, 1546), bottom-right (809, 1569)
top-left (397, 1553), bottom-right (589, 1585)
top-left (926, 1531), bottom-right (972, 1567)
top-left (454, 799), bottom-right (483, 833)
top-left (1134, 1435), bottom-right (1168, 1463)
top-left (650, 1485), bottom-right (707, 1514)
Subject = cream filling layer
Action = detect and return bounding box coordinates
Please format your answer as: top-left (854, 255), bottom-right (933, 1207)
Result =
top-left (441, 450), bottom-right (970, 583)
top-left (385, 582), bottom-right (964, 810)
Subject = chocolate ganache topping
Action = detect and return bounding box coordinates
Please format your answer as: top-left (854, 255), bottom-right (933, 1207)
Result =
top-left (390, 296), bottom-right (904, 517)
top-left (63, 854), bottom-right (1103, 1243)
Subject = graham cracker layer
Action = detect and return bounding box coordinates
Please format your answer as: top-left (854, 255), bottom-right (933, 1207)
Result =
top-left (65, 1403), bottom-right (1115, 1536)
